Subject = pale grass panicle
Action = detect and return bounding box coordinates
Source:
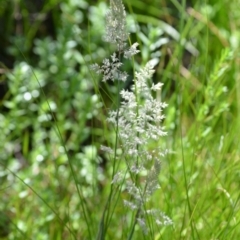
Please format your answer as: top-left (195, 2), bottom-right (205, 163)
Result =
top-left (92, 0), bottom-right (173, 234)
top-left (104, 0), bottom-right (128, 50)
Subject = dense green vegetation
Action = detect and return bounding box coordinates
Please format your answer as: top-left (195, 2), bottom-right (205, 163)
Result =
top-left (0, 0), bottom-right (240, 239)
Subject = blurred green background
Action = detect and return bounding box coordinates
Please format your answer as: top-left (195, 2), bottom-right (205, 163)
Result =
top-left (0, 0), bottom-right (240, 239)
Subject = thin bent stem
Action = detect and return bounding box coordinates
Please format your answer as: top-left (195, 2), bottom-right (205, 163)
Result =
top-left (19, 50), bottom-right (93, 239)
top-left (3, 165), bottom-right (77, 240)
top-left (97, 46), bottom-right (122, 239)
top-left (127, 208), bottom-right (141, 240)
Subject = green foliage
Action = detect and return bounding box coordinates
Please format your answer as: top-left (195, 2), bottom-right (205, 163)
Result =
top-left (0, 0), bottom-right (240, 239)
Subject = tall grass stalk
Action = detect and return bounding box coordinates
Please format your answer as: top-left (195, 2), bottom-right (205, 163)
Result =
top-left (91, 0), bottom-right (172, 238)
